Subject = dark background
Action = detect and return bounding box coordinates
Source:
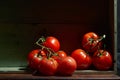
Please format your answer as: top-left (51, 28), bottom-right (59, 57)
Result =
top-left (118, 0), bottom-right (120, 52)
top-left (0, 0), bottom-right (115, 67)
top-left (117, 0), bottom-right (120, 72)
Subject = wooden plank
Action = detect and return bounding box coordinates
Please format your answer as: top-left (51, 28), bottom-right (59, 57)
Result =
top-left (0, 73), bottom-right (119, 80)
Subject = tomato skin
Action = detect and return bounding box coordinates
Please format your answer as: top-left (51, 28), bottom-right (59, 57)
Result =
top-left (28, 49), bottom-right (39, 62)
top-left (43, 36), bottom-right (60, 52)
top-left (29, 56), bottom-right (41, 70)
top-left (38, 58), bottom-right (58, 76)
top-left (82, 32), bottom-right (102, 53)
top-left (92, 50), bottom-right (113, 70)
top-left (56, 50), bottom-right (67, 58)
top-left (52, 50), bottom-right (67, 63)
top-left (57, 56), bottom-right (77, 76)
top-left (71, 49), bottom-right (92, 70)
top-left (27, 49), bottom-right (46, 69)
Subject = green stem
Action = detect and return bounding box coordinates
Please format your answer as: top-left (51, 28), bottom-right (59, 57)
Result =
top-left (83, 38), bottom-right (93, 47)
top-left (91, 34), bottom-right (106, 49)
top-left (35, 37), bottom-right (56, 58)
top-left (98, 34), bottom-right (106, 42)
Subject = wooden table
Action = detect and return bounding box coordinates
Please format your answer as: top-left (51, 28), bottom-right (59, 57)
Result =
top-left (0, 71), bottom-right (120, 80)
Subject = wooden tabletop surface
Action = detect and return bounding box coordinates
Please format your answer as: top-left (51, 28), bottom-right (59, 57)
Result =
top-left (0, 73), bottom-right (120, 80)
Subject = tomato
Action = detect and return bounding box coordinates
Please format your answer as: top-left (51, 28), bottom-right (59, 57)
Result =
top-left (71, 49), bottom-right (92, 70)
top-left (57, 56), bottom-right (77, 76)
top-left (38, 58), bottom-right (58, 76)
top-left (82, 32), bottom-right (102, 53)
top-left (56, 50), bottom-right (67, 58)
top-left (43, 36), bottom-right (60, 52)
top-left (27, 49), bottom-right (46, 69)
top-left (92, 50), bottom-right (113, 70)
top-left (52, 50), bottom-right (67, 63)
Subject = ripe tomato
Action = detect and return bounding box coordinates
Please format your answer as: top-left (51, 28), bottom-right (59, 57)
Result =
top-left (71, 49), bottom-right (92, 70)
top-left (57, 56), bottom-right (77, 76)
top-left (92, 50), bottom-right (113, 70)
top-left (38, 58), bottom-right (58, 76)
top-left (82, 32), bottom-right (102, 53)
top-left (27, 49), bottom-right (46, 69)
top-left (52, 50), bottom-right (67, 63)
top-left (43, 36), bottom-right (60, 52)
top-left (56, 50), bottom-right (67, 58)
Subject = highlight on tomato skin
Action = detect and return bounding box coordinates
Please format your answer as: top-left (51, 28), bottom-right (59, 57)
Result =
top-left (71, 49), bottom-right (92, 70)
top-left (92, 49), bottom-right (113, 71)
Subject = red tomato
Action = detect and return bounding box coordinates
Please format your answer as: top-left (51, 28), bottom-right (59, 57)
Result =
top-left (56, 50), bottom-right (67, 58)
top-left (27, 49), bottom-right (46, 69)
top-left (71, 49), bottom-right (92, 70)
top-left (82, 32), bottom-right (102, 53)
top-left (52, 50), bottom-right (67, 63)
top-left (92, 50), bottom-right (113, 70)
top-left (43, 36), bottom-right (60, 52)
top-left (38, 58), bottom-right (58, 76)
top-left (57, 56), bottom-right (77, 76)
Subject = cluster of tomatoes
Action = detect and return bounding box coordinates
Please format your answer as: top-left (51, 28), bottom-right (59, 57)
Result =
top-left (71, 32), bottom-right (113, 70)
top-left (27, 36), bottom-right (77, 76)
top-left (27, 32), bottom-right (113, 76)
